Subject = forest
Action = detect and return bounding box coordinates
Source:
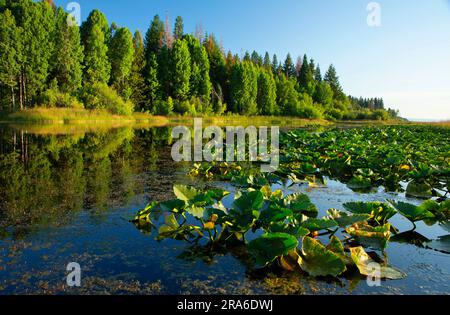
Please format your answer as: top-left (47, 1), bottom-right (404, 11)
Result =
top-left (0, 0), bottom-right (399, 120)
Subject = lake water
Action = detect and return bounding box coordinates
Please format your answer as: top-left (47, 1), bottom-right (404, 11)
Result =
top-left (0, 125), bottom-right (448, 295)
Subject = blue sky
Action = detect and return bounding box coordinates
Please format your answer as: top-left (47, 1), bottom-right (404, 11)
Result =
top-left (54, 0), bottom-right (450, 120)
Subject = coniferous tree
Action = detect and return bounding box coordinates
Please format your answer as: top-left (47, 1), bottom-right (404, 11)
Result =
top-left (81, 9), bottom-right (111, 84)
top-left (298, 54), bottom-right (315, 96)
top-left (174, 16), bottom-right (184, 40)
top-left (230, 61), bottom-right (258, 115)
top-left (263, 52), bottom-right (271, 69)
top-left (0, 9), bottom-right (21, 110)
top-left (283, 53), bottom-right (296, 78)
top-left (171, 39), bottom-right (191, 100)
top-left (130, 31), bottom-right (147, 110)
top-left (272, 54), bottom-right (279, 74)
top-left (185, 35), bottom-right (211, 103)
top-left (324, 64), bottom-right (343, 98)
top-left (145, 15), bottom-right (164, 55)
top-left (108, 27), bottom-right (134, 99)
top-left (314, 65), bottom-right (322, 82)
top-left (50, 7), bottom-right (84, 94)
top-left (257, 68), bottom-right (277, 115)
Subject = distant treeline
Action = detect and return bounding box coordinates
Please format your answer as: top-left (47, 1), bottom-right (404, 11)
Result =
top-left (0, 0), bottom-right (398, 120)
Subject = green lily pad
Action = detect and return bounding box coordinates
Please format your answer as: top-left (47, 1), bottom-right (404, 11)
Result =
top-left (269, 223), bottom-right (310, 238)
top-left (173, 185), bottom-right (201, 201)
top-left (300, 218), bottom-right (338, 231)
top-left (406, 181), bottom-right (433, 199)
top-left (346, 223), bottom-right (391, 250)
top-left (350, 247), bottom-right (406, 280)
top-left (285, 193), bottom-right (318, 218)
top-left (326, 209), bottom-right (371, 228)
top-left (248, 233), bottom-right (299, 268)
top-left (233, 190), bottom-right (264, 213)
top-left (390, 201), bottom-right (435, 222)
top-left (259, 204), bottom-right (293, 226)
top-left (298, 236), bottom-right (347, 277)
top-left (160, 199), bottom-right (186, 213)
top-left (343, 202), bottom-right (397, 225)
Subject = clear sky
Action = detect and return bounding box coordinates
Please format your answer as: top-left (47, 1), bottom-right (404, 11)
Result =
top-left (53, 0), bottom-right (450, 120)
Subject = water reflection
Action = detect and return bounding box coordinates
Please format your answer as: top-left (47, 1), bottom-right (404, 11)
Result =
top-left (0, 126), bottom-right (174, 239)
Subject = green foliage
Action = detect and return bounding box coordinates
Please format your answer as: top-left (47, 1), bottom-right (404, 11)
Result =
top-left (108, 27), bottom-right (134, 99)
top-left (230, 61), bottom-right (258, 115)
top-left (171, 39), bottom-right (191, 100)
top-left (82, 82), bottom-right (134, 115)
top-left (40, 87), bottom-right (83, 109)
top-left (257, 68), bottom-right (277, 115)
top-left (129, 31), bottom-right (147, 109)
top-left (81, 9), bottom-right (111, 84)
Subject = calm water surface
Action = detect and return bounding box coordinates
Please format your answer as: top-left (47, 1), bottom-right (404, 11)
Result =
top-left (0, 125), bottom-right (448, 295)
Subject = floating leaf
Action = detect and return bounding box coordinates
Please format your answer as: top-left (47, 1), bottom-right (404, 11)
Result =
top-left (248, 233), bottom-right (299, 268)
top-left (259, 204), bottom-right (293, 226)
top-left (343, 202), bottom-right (397, 225)
top-left (326, 209), bottom-right (371, 228)
top-left (269, 223), bottom-right (310, 238)
top-left (160, 199), bottom-right (185, 213)
top-left (346, 223), bottom-right (391, 250)
top-left (406, 181), bottom-right (433, 199)
top-left (298, 236), bottom-right (347, 277)
top-left (233, 190), bottom-right (264, 213)
top-left (390, 201), bottom-right (435, 222)
top-left (350, 247), bottom-right (406, 280)
top-left (285, 193), bottom-right (318, 218)
top-left (300, 218), bottom-right (338, 232)
top-left (173, 185), bottom-right (200, 201)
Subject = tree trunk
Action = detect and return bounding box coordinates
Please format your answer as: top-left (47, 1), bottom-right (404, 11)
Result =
top-left (19, 74), bottom-right (23, 110)
top-left (11, 85), bottom-right (16, 111)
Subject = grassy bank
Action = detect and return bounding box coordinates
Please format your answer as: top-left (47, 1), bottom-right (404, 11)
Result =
top-left (0, 108), bottom-right (169, 125)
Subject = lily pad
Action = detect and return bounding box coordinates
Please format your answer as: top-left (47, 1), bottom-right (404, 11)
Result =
top-left (406, 181), bottom-right (433, 199)
top-left (327, 209), bottom-right (371, 228)
top-left (300, 218), bottom-right (338, 232)
top-left (350, 247), bottom-right (406, 280)
top-left (346, 223), bottom-right (391, 250)
top-left (390, 201), bottom-right (435, 222)
top-left (248, 233), bottom-right (299, 268)
top-left (285, 193), bottom-right (318, 218)
top-left (298, 236), bottom-right (347, 277)
top-left (343, 202), bottom-right (397, 225)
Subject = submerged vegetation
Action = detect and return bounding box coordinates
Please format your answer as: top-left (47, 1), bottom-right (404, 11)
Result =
top-left (0, 0), bottom-right (398, 121)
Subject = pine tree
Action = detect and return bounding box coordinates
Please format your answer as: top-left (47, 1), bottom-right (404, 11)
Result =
top-left (283, 53), bottom-right (296, 78)
top-left (130, 31), bottom-right (147, 110)
top-left (144, 15), bottom-right (164, 55)
top-left (324, 64), bottom-right (344, 98)
top-left (108, 27), bottom-right (134, 99)
top-left (314, 65), bottom-right (322, 82)
top-left (171, 39), bottom-right (191, 100)
top-left (272, 54), bottom-right (279, 74)
top-left (230, 61), bottom-right (258, 115)
top-left (298, 54), bottom-right (315, 96)
top-left (174, 16), bottom-right (184, 40)
top-left (0, 9), bottom-right (21, 110)
top-left (143, 52), bottom-right (160, 111)
top-left (81, 9), bottom-right (111, 84)
top-left (50, 7), bottom-right (84, 94)
top-left (257, 68), bottom-right (277, 115)
top-left (185, 35), bottom-right (212, 103)
top-left (263, 52), bottom-right (271, 68)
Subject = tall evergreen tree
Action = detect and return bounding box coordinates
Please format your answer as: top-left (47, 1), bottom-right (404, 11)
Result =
top-left (0, 9), bottom-right (21, 110)
top-left (314, 65), bottom-right (322, 82)
top-left (283, 53), bottom-right (296, 78)
top-left (272, 54), bottom-right (279, 74)
top-left (257, 68), bottom-right (277, 115)
top-left (174, 16), bottom-right (184, 40)
top-left (81, 9), bottom-right (111, 84)
top-left (263, 52), bottom-right (271, 68)
top-left (130, 31), bottom-right (147, 110)
top-left (230, 61), bottom-right (258, 115)
top-left (144, 15), bottom-right (164, 55)
top-left (50, 7), bottom-right (84, 94)
top-left (298, 54), bottom-right (315, 96)
top-left (324, 64), bottom-right (343, 98)
top-left (108, 27), bottom-right (134, 99)
top-left (185, 35), bottom-right (212, 102)
top-left (171, 39), bottom-right (191, 100)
